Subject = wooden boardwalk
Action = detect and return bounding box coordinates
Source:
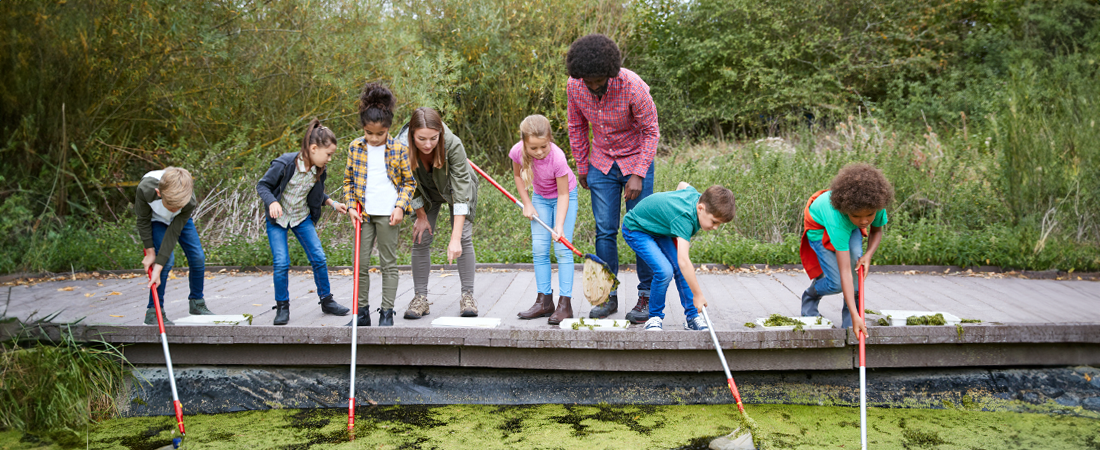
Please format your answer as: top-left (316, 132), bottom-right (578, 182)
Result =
top-left (6, 267), bottom-right (1100, 328)
top-left (3, 266), bottom-right (1100, 372)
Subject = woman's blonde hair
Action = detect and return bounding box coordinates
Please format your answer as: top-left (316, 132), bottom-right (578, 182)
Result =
top-left (158, 167), bottom-right (194, 210)
top-left (518, 114), bottom-right (553, 186)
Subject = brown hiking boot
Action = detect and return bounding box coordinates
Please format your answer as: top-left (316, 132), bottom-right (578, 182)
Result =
top-left (460, 291), bottom-right (478, 317)
top-left (548, 296), bottom-right (573, 325)
top-left (625, 294), bottom-right (650, 324)
top-left (518, 292), bottom-right (554, 319)
top-left (404, 293), bottom-right (431, 320)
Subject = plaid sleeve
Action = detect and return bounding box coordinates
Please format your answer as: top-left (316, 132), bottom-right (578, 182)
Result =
top-left (566, 80), bottom-right (591, 176)
top-left (624, 80), bottom-right (660, 178)
top-left (388, 139), bottom-right (417, 214)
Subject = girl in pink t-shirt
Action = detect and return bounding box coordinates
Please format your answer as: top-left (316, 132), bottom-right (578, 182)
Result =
top-left (511, 114), bottom-right (578, 325)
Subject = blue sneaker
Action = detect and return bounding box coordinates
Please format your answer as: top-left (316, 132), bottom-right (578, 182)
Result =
top-left (684, 315), bottom-right (709, 331)
top-left (644, 316), bottom-right (663, 330)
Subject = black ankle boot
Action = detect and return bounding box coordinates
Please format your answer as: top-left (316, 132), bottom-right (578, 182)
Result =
top-left (378, 308), bottom-right (394, 327)
top-left (589, 294), bottom-right (618, 319)
top-left (319, 294), bottom-right (350, 316)
top-left (272, 302), bottom-right (290, 325)
top-left (345, 308), bottom-right (370, 327)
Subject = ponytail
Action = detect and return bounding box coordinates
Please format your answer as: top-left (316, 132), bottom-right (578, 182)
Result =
top-left (300, 118), bottom-right (336, 182)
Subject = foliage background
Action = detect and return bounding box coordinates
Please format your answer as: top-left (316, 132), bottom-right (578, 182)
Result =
top-left (1, 0), bottom-right (1098, 274)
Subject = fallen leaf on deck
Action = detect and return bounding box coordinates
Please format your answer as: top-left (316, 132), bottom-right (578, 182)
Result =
top-left (439, 273), bottom-right (454, 278)
top-left (108, 292), bottom-right (122, 296)
top-left (169, 274), bottom-right (178, 280)
top-left (58, 286), bottom-right (75, 291)
top-left (252, 304), bottom-right (263, 306)
top-left (109, 315), bottom-right (124, 318)
top-left (97, 282), bottom-right (104, 287)
top-left (206, 276), bottom-right (216, 280)
top-left (85, 293), bottom-right (94, 297)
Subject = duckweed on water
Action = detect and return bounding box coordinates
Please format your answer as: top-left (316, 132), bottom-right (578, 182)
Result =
top-left (2, 404), bottom-right (1097, 449)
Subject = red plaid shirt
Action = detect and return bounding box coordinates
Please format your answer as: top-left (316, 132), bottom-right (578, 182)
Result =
top-left (566, 68), bottom-right (660, 178)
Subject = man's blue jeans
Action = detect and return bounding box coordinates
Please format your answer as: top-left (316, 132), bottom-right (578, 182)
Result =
top-left (532, 189), bottom-right (579, 297)
top-left (803, 228), bottom-right (863, 328)
top-left (266, 218), bottom-right (331, 303)
top-left (622, 227), bottom-right (697, 321)
top-left (587, 162), bottom-right (655, 297)
top-left (148, 218), bottom-right (205, 308)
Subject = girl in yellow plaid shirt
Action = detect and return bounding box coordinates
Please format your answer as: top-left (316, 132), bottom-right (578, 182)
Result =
top-left (342, 83), bottom-right (417, 327)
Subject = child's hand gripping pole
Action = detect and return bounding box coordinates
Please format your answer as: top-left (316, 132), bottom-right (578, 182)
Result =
top-left (858, 265), bottom-right (868, 450)
top-left (348, 203), bottom-right (362, 435)
top-left (468, 161), bottom-right (582, 257)
top-left (147, 267), bottom-right (185, 437)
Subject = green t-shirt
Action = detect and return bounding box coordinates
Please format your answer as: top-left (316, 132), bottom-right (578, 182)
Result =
top-left (622, 187), bottom-right (701, 241)
top-left (806, 191), bottom-right (888, 251)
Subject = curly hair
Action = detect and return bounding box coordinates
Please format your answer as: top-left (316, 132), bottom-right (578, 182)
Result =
top-left (829, 163), bottom-right (895, 214)
top-left (566, 34), bottom-right (621, 79)
top-left (358, 82), bottom-right (396, 128)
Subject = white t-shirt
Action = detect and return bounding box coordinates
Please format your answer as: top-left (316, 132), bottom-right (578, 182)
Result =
top-left (363, 144), bottom-right (400, 216)
top-left (143, 170), bottom-right (183, 225)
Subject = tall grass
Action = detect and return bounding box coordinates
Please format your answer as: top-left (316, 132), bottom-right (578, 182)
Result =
top-left (0, 327), bottom-right (130, 432)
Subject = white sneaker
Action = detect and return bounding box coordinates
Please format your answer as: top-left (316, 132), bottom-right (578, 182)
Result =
top-left (684, 315), bottom-right (709, 331)
top-left (644, 316), bottom-right (663, 330)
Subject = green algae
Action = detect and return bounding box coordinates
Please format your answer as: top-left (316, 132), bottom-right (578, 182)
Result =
top-left (744, 322), bottom-right (756, 328)
top-left (960, 318), bottom-right (982, 323)
top-left (1, 403), bottom-right (1098, 449)
top-left (907, 313), bottom-right (946, 326)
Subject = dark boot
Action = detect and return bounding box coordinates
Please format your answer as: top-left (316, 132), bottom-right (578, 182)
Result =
top-left (188, 298), bottom-right (215, 315)
top-left (272, 302), bottom-right (290, 325)
top-left (588, 294), bottom-right (618, 319)
top-left (547, 296), bottom-right (573, 325)
top-left (319, 294), bottom-right (350, 316)
top-left (345, 308), bottom-right (370, 327)
top-left (518, 292), bottom-right (555, 319)
top-left (800, 283), bottom-right (822, 317)
top-left (624, 294), bottom-right (650, 324)
top-left (378, 308), bottom-right (394, 327)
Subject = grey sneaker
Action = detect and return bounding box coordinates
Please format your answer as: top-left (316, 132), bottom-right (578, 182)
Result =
top-left (644, 316), bottom-right (663, 331)
top-left (404, 294), bottom-right (431, 320)
top-left (684, 315), bottom-right (709, 331)
top-left (144, 307), bottom-right (175, 326)
top-left (460, 291), bottom-right (478, 317)
top-left (188, 298), bottom-right (215, 315)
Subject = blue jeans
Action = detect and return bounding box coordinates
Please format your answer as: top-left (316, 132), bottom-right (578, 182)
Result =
top-left (803, 228), bottom-right (863, 327)
top-left (148, 219), bottom-right (205, 308)
top-left (266, 218), bottom-right (331, 303)
top-left (587, 162), bottom-right (655, 297)
top-left (622, 227), bottom-right (697, 321)
top-left (532, 189), bottom-right (579, 297)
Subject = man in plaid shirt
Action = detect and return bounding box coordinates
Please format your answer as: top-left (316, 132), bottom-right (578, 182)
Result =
top-left (566, 33), bottom-right (660, 323)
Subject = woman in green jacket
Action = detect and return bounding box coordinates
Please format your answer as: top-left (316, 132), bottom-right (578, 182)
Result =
top-left (396, 107), bottom-right (480, 318)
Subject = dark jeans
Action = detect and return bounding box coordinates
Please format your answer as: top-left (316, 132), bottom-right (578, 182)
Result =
top-left (586, 161), bottom-right (655, 296)
top-left (622, 227), bottom-right (697, 321)
top-left (148, 218), bottom-right (205, 308)
top-left (266, 218), bottom-right (331, 303)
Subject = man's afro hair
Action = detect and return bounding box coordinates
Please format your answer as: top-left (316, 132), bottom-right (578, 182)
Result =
top-left (566, 34), bottom-right (621, 79)
top-left (829, 163), bottom-right (895, 214)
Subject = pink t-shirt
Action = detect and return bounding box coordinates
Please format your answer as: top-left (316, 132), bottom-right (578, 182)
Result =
top-left (508, 141), bottom-right (578, 198)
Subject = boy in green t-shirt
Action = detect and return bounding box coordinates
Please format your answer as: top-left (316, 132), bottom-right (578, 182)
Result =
top-left (798, 163), bottom-right (894, 338)
top-left (621, 182), bottom-right (736, 330)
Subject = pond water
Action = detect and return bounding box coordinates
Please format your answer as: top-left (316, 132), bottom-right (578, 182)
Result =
top-left (2, 403), bottom-right (1098, 449)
